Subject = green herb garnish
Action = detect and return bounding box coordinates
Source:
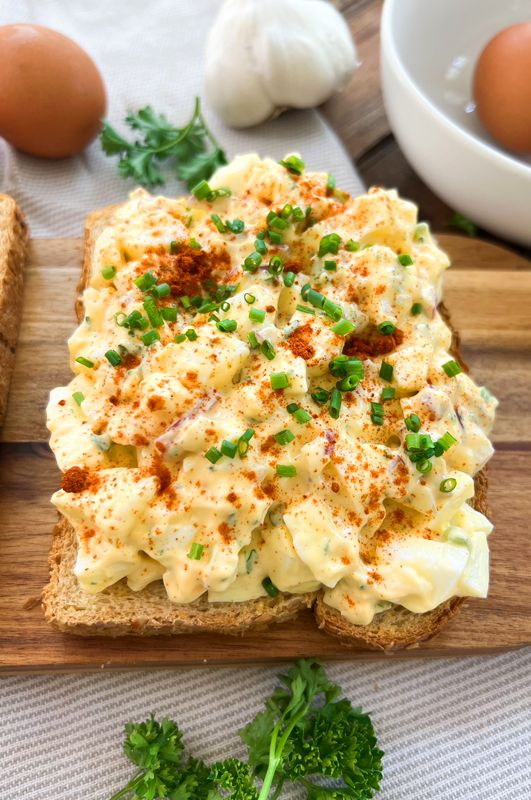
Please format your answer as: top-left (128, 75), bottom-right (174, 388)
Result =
top-left (100, 97), bottom-right (227, 188)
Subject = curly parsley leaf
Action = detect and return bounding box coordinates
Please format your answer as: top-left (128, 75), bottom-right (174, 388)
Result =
top-left (108, 661), bottom-right (383, 800)
top-left (101, 97), bottom-right (227, 189)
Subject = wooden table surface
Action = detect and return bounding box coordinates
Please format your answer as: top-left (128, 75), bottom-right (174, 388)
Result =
top-left (325, 1), bottom-right (529, 256)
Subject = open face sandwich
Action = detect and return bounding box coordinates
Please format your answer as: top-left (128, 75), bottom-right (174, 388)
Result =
top-left (43, 155), bottom-right (497, 648)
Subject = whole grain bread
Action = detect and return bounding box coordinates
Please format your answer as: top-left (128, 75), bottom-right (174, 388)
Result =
top-left (42, 203), bottom-right (489, 647)
top-left (0, 195), bottom-right (28, 425)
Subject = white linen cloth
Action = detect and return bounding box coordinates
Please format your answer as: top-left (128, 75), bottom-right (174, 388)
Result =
top-left (0, 0), bottom-right (363, 236)
top-left (0, 2), bottom-right (529, 799)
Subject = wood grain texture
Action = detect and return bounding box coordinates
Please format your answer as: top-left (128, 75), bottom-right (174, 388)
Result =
top-left (0, 235), bottom-right (529, 670)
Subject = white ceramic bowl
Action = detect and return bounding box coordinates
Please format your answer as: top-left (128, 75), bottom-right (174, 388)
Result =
top-left (381, 0), bottom-right (531, 246)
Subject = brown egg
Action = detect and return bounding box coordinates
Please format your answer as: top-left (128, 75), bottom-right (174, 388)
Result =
top-left (473, 22), bottom-right (531, 154)
top-left (0, 24), bottom-right (106, 158)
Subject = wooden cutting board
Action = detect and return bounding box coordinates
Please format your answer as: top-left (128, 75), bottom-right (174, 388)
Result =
top-left (1, 234), bottom-right (530, 672)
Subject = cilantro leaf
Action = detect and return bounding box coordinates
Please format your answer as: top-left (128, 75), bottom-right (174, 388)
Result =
top-left (101, 97), bottom-right (227, 189)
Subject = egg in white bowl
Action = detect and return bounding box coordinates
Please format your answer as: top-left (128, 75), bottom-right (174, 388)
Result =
top-left (381, 0), bottom-right (531, 246)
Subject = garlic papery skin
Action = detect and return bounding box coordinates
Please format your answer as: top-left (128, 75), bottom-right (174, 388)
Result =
top-left (204, 0), bottom-right (359, 128)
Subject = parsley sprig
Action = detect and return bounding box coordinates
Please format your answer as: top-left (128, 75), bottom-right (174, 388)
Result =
top-left (101, 97), bottom-right (227, 188)
top-left (109, 660), bottom-right (383, 800)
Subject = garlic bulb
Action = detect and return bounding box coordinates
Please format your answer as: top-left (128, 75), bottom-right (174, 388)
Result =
top-left (204, 0), bottom-right (359, 128)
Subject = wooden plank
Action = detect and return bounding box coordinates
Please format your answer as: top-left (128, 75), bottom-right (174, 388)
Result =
top-left (323, 0), bottom-right (387, 161)
top-left (0, 443), bottom-right (528, 671)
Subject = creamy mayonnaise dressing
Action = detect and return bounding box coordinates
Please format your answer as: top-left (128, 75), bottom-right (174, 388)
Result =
top-left (47, 154), bottom-right (497, 625)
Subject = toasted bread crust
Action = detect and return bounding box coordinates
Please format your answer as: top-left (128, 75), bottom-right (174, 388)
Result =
top-left (43, 202), bottom-right (490, 646)
top-left (0, 195), bottom-right (28, 424)
top-left (42, 517), bottom-right (316, 636)
top-left (314, 469), bottom-right (488, 649)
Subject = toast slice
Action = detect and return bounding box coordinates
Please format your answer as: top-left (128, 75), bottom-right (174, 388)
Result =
top-left (0, 195), bottom-right (28, 425)
top-left (42, 202), bottom-right (488, 647)
top-left (43, 204), bottom-right (317, 635)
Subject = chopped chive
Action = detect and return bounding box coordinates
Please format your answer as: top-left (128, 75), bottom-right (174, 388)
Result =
top-left (174, 333), bottom-right (187, 343)
top-left (440, 477), bottom-right (457, 493)
top-left (371, 401), bottom-right (384, 425)
top-left (276, 465), bottom-right (297, 478)
top-left (189, 238), bottom-right (202, 250)
top-left (268, 255), bottom-right (284, 276)
top-left (405, 414), bottom-right (421, 432)
top-left (267, 229), bottom-right (283, 245)
top-left (217, 319), bottom-right (237, 332)
top-left (205, 446), bottom-right (222, 464)
top-left (105, 349), bottom-right (122, 367)
top-left (442, 359), bottom-right (462, 377)
top-left (169, 240), bottom-right (179, 254)
top-left (238, 427), bottom-right (255, 457)
top-left (280, 203), bottom-right (293, 218)
top-left (329, 356), bottom-right (364, 380)
top-left (283, 271), bottom-right (295, 288)
top-left (262, 576), bottom-right (280, 596)
top-left (311, 387), bottom-right (330, 405)
top-left (345, 239), bottom-right (360, 252)
top-left (275, 429), bottom-right (295, 446)
top-left (142, 329), bottom-right (161, 346)
top-left (322, 298), bottom-right (342, 321)
top-left (101, 265), bottom-right (116, 280)
top-left (324, 260), bottom-right (337, 271)
top-left (379, 361), bottom-right (393, 382)
top-left (151, 283), bottom-right (170, 300)
top-left (326, 173), bottom-right (335, 194)
top-left (261, 339), bottom-right (276, 360)
top-left (188, 542), bottom-right (204, 560)
top-left (381, 387), bottom-right (396, 401)
top-left (291, 206), bottom-right (305, 222)
top-left (329, 387), bottom-right (342, 419)
top-left (270, 372), bottom-right (290, 390)
top-left (244, 293), bottom-right (256, 304)
top-left (72, 391), bottom-right (84, 406)
top-left (296, 304), bottom-right (316, 315)
top-left (134, 270), bottom-right (157, 291)
top-left (243, 251), bottom-right (262, 272)
top-left (293, 408), bottom-right (311, 424)
top-left (417, 459), bottom-right (433, 474)
top-left (405, 433), bottom-right (421, 450)
top-left (185, 328), bottom-right (198, 341)
top-left (192, 180), bottom-right (212, 200)
top-left (318, 233), bottom-right (342, 257)
top-left (279, 155), bottom-right (305, 175)
top-left (437, 431), bottom-right (457, 451)
top-left (181, 295), bottom-right (191, 309)
top-left (255, 237), bottom-right (268, 255)
top-left (286, 402), bottom-right (299, 414)
top-left (377, 321), bottom-right (396, 335)
top-left (248, 331), bottom-right (259, 349)
top-left (414, 222), bottom-right (429, 242)
top-left (143, 296), bottom-right (163, 328)
top-left (225, 218), bottom-right (245, 233)
top-left (211, 213), bottom-right (226, 233)
top-left (332, 319), bottom-right (355, 336)
top-left (249, 307), bottom-right (266, 323)
top-left (221, 440), bottom-right (237, 458)
top-left (336, 373), bottom-right (362, 392)
top-left (220, 301), bottom-right (231, 312)
top-left (398, 254), bottom-right (414, 266)
top-left (75, 356), bottom-right (94, 369)
top-left (411, 302), bottom-right (423, 315)
top-left (161, 306), bottom-right (178, 322)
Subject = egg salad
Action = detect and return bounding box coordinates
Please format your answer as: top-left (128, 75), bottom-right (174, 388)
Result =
top-left (47, 154), bottom-right (497, 626)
